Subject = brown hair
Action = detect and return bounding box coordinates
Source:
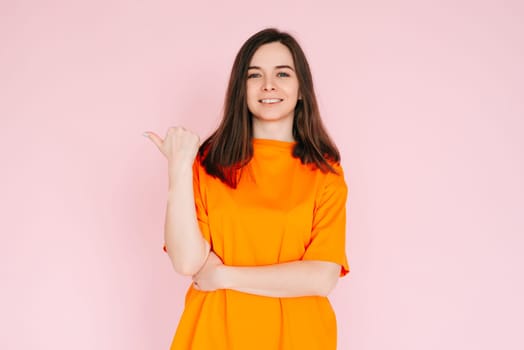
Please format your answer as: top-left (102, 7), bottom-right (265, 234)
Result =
top-left (199, 28), bottom-right (340, 188)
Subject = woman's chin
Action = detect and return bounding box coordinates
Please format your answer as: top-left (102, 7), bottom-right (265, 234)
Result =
top-left (252, 113), bottom-right (294, 123)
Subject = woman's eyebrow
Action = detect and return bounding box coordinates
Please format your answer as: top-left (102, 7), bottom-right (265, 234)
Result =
top-left (275, 65), bottom-right (295, 71)
top-left (247, 65), bottom-right (295, 71)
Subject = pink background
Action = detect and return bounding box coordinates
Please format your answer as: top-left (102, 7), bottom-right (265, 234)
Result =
top-left (1, 0), bottom-right (523, 349)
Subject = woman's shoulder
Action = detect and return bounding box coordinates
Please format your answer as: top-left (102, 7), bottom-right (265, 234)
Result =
top-left (316, 159), bottom-right (347, 191)
top-left (307, 156), bottom-right (345, 178)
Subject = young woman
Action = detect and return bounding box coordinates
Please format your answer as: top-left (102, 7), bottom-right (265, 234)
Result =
top-left (145, 28), bottom-right (349, 350)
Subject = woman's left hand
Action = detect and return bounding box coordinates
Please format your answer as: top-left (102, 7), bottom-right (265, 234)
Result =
top-left (192, 251), bottom-right (226, 292)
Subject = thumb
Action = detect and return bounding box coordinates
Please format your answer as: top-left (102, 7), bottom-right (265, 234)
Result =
top-left (143, 131), bottom-right (163, 150)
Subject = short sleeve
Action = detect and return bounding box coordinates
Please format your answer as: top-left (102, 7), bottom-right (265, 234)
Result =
top-left (163, 157), bottom-right (212, 253)
top-left (302, 163), bottom-right (350, 277)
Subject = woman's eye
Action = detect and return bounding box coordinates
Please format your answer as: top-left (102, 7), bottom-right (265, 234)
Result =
top-left (277, 72), bottom-right (290, 77)
top-left (247, 73), bottom-right (261, 79)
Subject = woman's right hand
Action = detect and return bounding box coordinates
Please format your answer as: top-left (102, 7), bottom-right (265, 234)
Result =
top-left (144, 127), bottom-right (200, 169)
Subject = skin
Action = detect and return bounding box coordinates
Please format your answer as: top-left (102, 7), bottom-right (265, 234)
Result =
top-left (246, 42), bottom-right (300, 142)
top-left (145, 127), bottom-right (210, 275)
top-left (144, 42), bottom-right (341, 297)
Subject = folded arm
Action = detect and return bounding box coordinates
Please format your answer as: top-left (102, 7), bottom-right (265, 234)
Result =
top-left (192, 252), bottom-right (341, 297)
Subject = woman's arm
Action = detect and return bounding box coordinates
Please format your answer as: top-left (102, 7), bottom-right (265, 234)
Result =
top-left (222, 260), bottom-right (341, 297)
top-left (145, 128), bottom-right (210, 276)
top-left (192, 252), bottom-right (340, 297)
top-left (164, 164), bottom-right (210, 275)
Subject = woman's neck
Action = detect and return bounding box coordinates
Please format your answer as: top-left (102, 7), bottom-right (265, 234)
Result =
top-left (252, 118), bottom-right (294, 142)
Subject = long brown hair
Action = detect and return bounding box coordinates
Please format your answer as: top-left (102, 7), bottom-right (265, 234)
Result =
top-left (199, 28), bottom-right (340, 188)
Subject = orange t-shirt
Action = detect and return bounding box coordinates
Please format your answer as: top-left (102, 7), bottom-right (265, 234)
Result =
top-left (169, 138), bottom-right (349, 350)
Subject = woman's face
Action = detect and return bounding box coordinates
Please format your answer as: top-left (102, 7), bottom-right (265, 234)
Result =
top-left (246, 42), bottom-right (300, 126)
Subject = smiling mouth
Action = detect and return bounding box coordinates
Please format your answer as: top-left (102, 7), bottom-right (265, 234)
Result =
top-left (259, 98), bottom-right (283, 104)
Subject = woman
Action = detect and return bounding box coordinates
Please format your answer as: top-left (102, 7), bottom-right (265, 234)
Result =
top-left (145, 28), bottom-right (349, 350)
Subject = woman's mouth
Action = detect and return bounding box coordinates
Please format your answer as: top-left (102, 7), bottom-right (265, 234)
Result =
top-left (259, 98), bottom-right (283, 104)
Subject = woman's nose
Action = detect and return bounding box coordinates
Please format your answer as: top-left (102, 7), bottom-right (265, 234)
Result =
top-left (262, 77), bottom-right (276, 91)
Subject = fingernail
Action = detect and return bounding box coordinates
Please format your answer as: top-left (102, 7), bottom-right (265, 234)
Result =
top-left (142, 132), bottom-right (149, 138)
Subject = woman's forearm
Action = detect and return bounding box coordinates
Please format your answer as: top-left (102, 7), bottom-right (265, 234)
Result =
top-left (220, 260), bottom-right (340, 298)
top-left (164, 164), bottom-right (209, 276)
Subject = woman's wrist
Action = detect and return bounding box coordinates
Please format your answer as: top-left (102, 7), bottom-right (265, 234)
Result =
top-left (167, 164), bottom-right (193, 191)
top-left (218, 265), bottom-right (234, 290)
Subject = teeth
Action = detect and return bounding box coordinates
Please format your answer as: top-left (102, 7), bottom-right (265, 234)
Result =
top-left (260, 99), bottom-right (282, 103)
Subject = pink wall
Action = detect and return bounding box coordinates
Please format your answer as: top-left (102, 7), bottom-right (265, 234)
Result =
top-left (2, 0), bottom-right (523, 349)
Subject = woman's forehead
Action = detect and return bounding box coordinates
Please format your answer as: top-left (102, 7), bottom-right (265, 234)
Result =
top-left (249, 42), bottom-right (295, 68)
